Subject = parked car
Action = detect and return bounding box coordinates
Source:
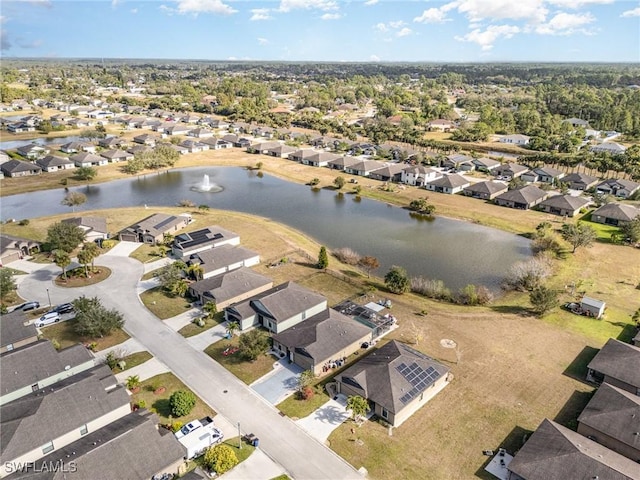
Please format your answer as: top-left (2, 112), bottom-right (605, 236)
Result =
top-left (54, 303), bottom-right (74, 314)
top-left (35, 312), bottom-right (60, 327)
top-left (17, 301), bottom-right (40, 312)
top-left (175, 420), bottom-right (203, 439)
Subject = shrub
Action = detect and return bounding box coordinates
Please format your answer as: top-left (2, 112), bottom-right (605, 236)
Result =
top-left (301, 386), bottom-right (314, 400)
top-left (51, 339), bottom-right (61, 350)
top-left (504, 255), bottom-right (553, 292)
top-left (105, 352), bottom-right (118, 369)
top-left (385, 266), bottom-right (410, 294)
top-left (137, 400), bottom-right (146, 409)
top-left (169, 390), bottom-right (197, 417)
top-left (410, 276), bottom-right (451, 301)
top-left (332, 247), bottom-right (361, 265)
top-left (18, 219), bottom-right (30, 226)
top-left (203, 444), bottom-right (238, 474)
top-left (171, 421), bottom-right (183, 433)
top-left (309, 178), bottom-right (320, 186)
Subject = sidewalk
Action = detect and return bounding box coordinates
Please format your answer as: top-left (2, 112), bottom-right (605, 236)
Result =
top-left (186, 323), bottom-right (229, 351)
top-left (143, 257), bottom-right (174, 273)
top-left (114, 357), bottom-right (170, 383)
top-left (137, 277), bottom-right (160, 294)
top-left (220, 448), bottom-right (287, 480)
top-left (94, 338), bottom-right (146, 360)
top-left (164, 308), bottom-right (201, 331)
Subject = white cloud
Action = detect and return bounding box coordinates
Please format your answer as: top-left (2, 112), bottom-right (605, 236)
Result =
top-left (257, 37), bottom-right (269, 45)
top-left (370, 54), bottom-right (380, 61)
top-left (414, 7), bottom-right (449, 23)
top-left (25, 0), bottom-right (52, 7)
top-left (535, 12), bottom-right (595, 35)
top-left (374, 22), bottom-right (388, 32)
top-left (397, 27), bottom-right (412, 37)
top-left (321, 13), bottom-right (341, 20)
top-left (389, 20), bottom-right (405, 29)
top-left (159, 5), bottom-right (175, 15)
top-left (111, 0), bottom-right (119, 7)
top-left (547, 0), bottom-right (613, 8)
top-left (455, 0), bottom-right (547, 24)
top-left (364, 0), bottom-right (379, 5)
top-left (250, 8), bottom-right (272, 20)
top-left (621, 6), bottom-right (640, 17)
top-left (131, 7), bottom-right (138, 13)
top-left (278, 0), bottom-right (338, 12)
top-left (455, 24), bottom-right (520, 50)
top-left (174, 0), bottom-right (237, 15)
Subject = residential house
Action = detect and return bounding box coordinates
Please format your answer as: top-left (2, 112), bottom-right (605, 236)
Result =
top-left (521, 166), bottom-right (565, 184)
top-left (303, 152), bottom-right (341, 167)
top-left (119, 213), bottom-right (191, 244)
top-left (0, 311), bottom-right (38, 355)
top-left (310, 136), bottom-right (342, 149)
top-left (16, 144), bottom-right (49, 160)
top-left (590, 142), bottom-right (627, 154)
top-left (401, 166), bottom-right (441, 187)
top-left (591, 203), bottom-right (640, 226)
top-left (100, 149), bottom-right (134, 163)
top-left (425, 174), bottom-right (470, 194)
top-left (472, 157), bottom-right (501, 173)
top-left (180, 114), bottom-right (200, 124)
top-left (463, 181), bottom-right (508, 200)
top-left (188, 267), bottom-right (272, 308)
top-left (577, 383), bottom-right (640, 462)
top-left (368, 164), bottom-right (406, 182)
top-left (335, 340), bottom-right (450, 427)
top-left (67, 118), bottom-right (95, 129)
top-left (1, 160), bottom-right (42, 178)
top-left (166, 124), bottom-right (191, 136)
top-left (564, 117), bottom-right (590, 128)
top-left (6, 122), bottom-right (36, 134)
top-left (225, 282), bottom-right (327, 333)
top-left (426, 119), bottom-right (455, 132)
top-left (580, 297), bottom-right (606, 318)
top-left (221, 134), bottom-right (252, 148)
top-left (9, 409), bottom-right (186, 480)
top-left (494, 163), bottom-right (529, 180)
top-left (266, 144), bottom-right (297, 159)
top-left (494, 185), bottom-right (549, 210)
top-left (179, 140), bottom-right (209, 153)
top-left (200, 137), bottom-right (233, 150)
top-left (562, 172), bottom-right (599, 191)
top-left (133, 134), bottom-right (159, 146)
top-left (506, 418), bottom-right (640, 480)
top-left (327, 156), bottom-right (360, 171)
top-left (252, 126), bottom-right (276, 138)
top-left (289, 149), bottom-right (316, 163)
top-left (171, 144), bottom-right (189, 155)
top-left (538, 195), bottom-right (591, 217)
top-left (247, 141), bottom-right (281, 155)
top-left (596, 179), bottom-right (640, 199)
top-left (127, 145), bottom-right (151, 156)
top-left (0, 365), bottom-right (131, 477)
top-left (62, 217), bottom-right (109, 242)
top-left (272, 308), bottom-right (373, 376)
top-left (185, 244), bottom-right (259, 280)
top-left (0, 340), bottom-right (95, 406)
top-left (344, 160), bottom-right (383, 177)
top-left (172, 226), bottom-right (240, 257)
top-left (60, 142), bottom-right (96, 154)
top-left (188, 128), bottom-right (214, 139)
top-left (441, 154), bottom-right (474, 172)
top-left (70, 152), bottom-right (107, 167)
top-left (0, 234), bottom-right (41, 266)
top-left (98, 137), bottom-right (128, 149)
top-left (35, 155), bottom-right (75, 172)
top-left (499, 134), bottom-right (531, 145)
top-left (587, 338), bottom-right (640, 395)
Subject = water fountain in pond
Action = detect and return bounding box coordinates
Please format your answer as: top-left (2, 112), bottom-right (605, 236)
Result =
top-left (191, 174), bottom-right (223, 193)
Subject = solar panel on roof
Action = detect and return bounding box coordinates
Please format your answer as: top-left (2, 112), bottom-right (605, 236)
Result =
top-left (396, 360), bottom-right (442, 404)
top-left (155, 217), bottom-right (178, 230)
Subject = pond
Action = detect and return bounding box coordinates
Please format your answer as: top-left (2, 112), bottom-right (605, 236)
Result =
top-left (1, 166), bottom-right (531, 291)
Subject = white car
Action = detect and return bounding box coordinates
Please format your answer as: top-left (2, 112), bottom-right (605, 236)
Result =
top-left (175, 420), bottom-right (202, 439)
top-left (35, 312), bottom-right (60, 328)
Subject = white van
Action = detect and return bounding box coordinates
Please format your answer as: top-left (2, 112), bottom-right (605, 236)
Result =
top-left (35, 312), bottom-right (60, 328)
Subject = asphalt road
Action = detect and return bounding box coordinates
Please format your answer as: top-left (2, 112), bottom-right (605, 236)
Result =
top-left (17, 253), bottom-right (362, 480)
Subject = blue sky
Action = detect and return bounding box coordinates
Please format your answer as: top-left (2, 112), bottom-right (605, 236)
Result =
top-left (1, 0), bottom-right (639, 62)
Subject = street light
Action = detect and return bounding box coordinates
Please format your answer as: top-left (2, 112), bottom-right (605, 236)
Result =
top-left (46, 288), bottom-right (52, 307)
top-left (237, 422), bottom-right (242, 449)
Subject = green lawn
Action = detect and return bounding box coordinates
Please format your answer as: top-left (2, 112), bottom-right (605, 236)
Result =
top-left (577, 212), bottom-right (620, 242)
top-left (111, 351), bottom-right (153, 374)
top-left (130, 244), bottom-right (167, 263)
top-left (204, 336), bottom-right (277, 384)
top-left (140, 286), bottom-right (193, 319)
top-left (40, 318), bottom-right (130, 351)
top-left (269, 476), bottom-right (292, 480)
top-left (178, 312), bottom-right (225, 338)
top-left (141, 270), bottom-right (157, 281)
top-left (277, 385), bottom-right (330, 419)
top-left (131, 372), bottom-right (216, 426)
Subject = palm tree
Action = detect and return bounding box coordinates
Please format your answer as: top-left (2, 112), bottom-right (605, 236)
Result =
top-left (171, 279), bottom-right (189, 297)
top-left (203, 301), bottom-right (217, 319)
top-left (225, 321), bottom-right (240, 338)
top-left (187, 264), bottom-right (204, 281)
top-left (80, 242), bottom-right (101, 273)
top-left (346, 395), bottom-right (370, 424)
top-left (53, 250), bottom-right (71, 280)
top-left (77, 248), bottom-right (91, 277)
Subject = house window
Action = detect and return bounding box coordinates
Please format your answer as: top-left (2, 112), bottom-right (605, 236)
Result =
top-left (381, 408), bottom-right (388, 419)
top-left (80, 424), bottom-right (88, 435)
top-left (42, 441), bottom-right (54, 454)
top-left (31, 383), bottom-right (39, 392)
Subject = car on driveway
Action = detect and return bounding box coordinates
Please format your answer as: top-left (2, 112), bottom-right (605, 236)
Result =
top-left (175, 420), bottom-right (203, 439)
top-left (49, 303), bottom-right (74, 315)
top-left (35, 312), bottom-right (60, 328)
top-left (16, 301), bottom-right (40, 312)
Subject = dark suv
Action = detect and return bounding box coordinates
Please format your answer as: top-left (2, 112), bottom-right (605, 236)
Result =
top-left (18, 301), bottom-right (40, 312)
top-left (54, 303), bottom-right (74, 314)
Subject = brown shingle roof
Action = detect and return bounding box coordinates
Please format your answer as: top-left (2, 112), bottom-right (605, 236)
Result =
top-left (587, 338), bottom-right (640, 389)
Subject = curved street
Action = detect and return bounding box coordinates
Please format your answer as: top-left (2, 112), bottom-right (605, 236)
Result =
top-left (17, 246), bottom-right (362, 480)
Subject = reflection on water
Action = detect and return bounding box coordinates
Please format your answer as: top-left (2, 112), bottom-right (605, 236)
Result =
top-left (1, 166), bottom-right (531, 290)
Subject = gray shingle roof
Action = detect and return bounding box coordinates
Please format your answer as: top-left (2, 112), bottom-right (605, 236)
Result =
top-left (428, 174), bottom-right (469, 189)
top-left (592, 203), bottom-right (640, 222)
top-left (189, 267), bottom-right (272, 304)
top-left (463, 181), bottom-right (507, 195)
top-left (62, 216), bottom-right (108, 234)
top-left (495, 185), bottom-right (547, 204)
top-left (563, 172), bottom-right (598, 186)
top-left (539, 194), bottom-right (591, 211)
top-left (1, 160), bottom-right (41, 174)
top-left (336, 340), bottom-right (449, 414)
top-left (272, 309), bottom-right (372, 363)
top-left (186, 245), bottom-right (258, 275)
top-left (1, 341), bottom-right (94, 397)
top-left (578, 383), bottom-right (640, 454)
top-left (587, 338), bottom-right (640, 389)
top-left (122, 213), bottom-right (186, 238)
top-left (507, 419), bottom-right (640, 480)
top-left (252, 282), bottom-right (326, 323)
top-left (10, 410), bottom-right (186, 480)
top-left (1, 365), bottom-right (129, 463)
top-left (35, 155), bottom-right (73, 168)
top-left (0, 311), bottom-right (37, 350)
top-left (327, 156), bottom-right (359, 168)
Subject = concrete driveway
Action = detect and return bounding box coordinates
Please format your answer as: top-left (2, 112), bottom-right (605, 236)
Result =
top-left (296, 394), bottom-right (351, 442)
top-left (251, 358), bottom-right (304, 405)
